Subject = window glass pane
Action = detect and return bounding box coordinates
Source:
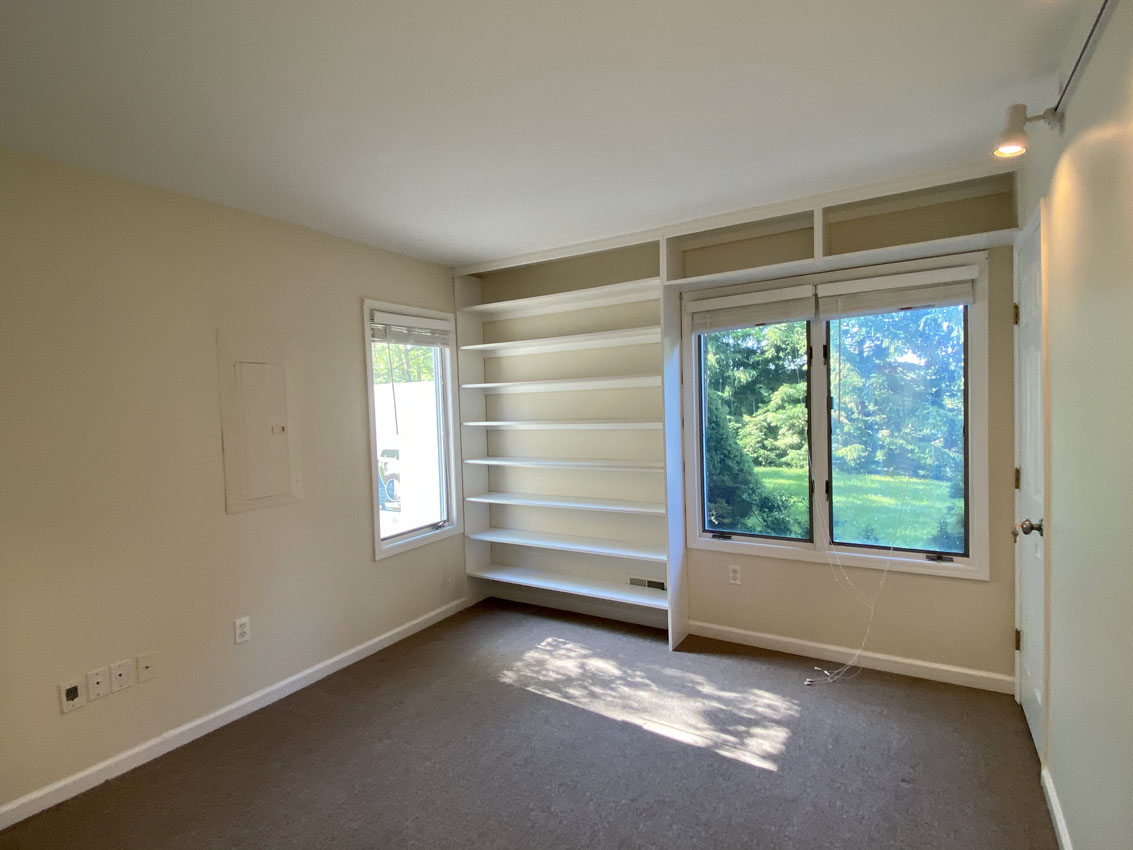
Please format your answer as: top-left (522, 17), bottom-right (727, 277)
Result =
top-left (828, 305), bottom-right (967, 554)
top-left (372, 340), bottom-right (448, 540)
top-left (700, 321), bottom-right (811, 540)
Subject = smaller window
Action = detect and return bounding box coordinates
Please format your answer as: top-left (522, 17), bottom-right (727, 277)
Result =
top-left (365, 302), bottom-right (460, 557)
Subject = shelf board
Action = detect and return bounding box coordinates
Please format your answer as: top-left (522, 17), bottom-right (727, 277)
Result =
top-left (463, 456), bottom-right (664, 472)
top-left (460, 374), bottom-right (661, 394)
top-left (459, 326), bottom-right (660, 357)
top-left (459, 277), bottom-right (661, 320)
top-left (462, 419), bottom-right (661, 430)
top-left (468, 528), bottom-right (666, 562)
top-left (465, 492), bottom-right (666, 515)
top-left (467, 564), bottom-right (668, 609)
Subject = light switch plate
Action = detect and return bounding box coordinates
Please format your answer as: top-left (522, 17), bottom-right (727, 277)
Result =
top-left (110, 658), bottom-right (135, 692)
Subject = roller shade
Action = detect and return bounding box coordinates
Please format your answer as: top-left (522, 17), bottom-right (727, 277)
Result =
top-left (689, 284), bottom-right (815, 335)
top-left (817, 266), bottom-right (977, 320)
top-left (369, 310), bottom-right (453, 348)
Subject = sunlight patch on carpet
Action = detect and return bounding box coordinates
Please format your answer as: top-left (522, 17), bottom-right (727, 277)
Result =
top-left (500, 637), bottom-right (798, 771)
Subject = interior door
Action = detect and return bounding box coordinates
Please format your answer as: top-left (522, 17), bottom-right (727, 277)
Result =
top-left (1014, 208), bottom-right (1047, 756)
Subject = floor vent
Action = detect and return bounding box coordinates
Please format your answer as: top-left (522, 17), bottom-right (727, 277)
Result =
top-left (629, 577), bottom-right (667, 591)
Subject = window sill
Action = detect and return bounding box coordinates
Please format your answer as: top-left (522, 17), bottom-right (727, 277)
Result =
top-left (374, 521), bottom-right (463, 562)
top-left (687, 533), bottom-right (988, 581)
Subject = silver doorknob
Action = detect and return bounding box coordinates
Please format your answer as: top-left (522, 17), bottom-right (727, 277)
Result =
top-left (1017, 519), bottom-right (1044, 536)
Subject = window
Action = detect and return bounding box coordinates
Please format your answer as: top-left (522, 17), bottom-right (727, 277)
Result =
top-left (365, 302), bottom-right (461, 557)
top-left (684, 260), bottom-right (988, 578)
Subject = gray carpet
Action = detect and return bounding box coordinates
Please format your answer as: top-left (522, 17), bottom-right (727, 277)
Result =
top-left (1, 599), bottom-right (1056, 849)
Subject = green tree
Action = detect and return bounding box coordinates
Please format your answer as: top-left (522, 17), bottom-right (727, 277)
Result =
top-left (736, 380), bottom-right (809, 468)
top-left (704, 390), bottom-right (795, 536)
top-left (372, 342), bottom-right (436, 384)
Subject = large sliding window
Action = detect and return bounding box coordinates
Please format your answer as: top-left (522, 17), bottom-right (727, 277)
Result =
top-left (685, 262), bottom-right (987, 578)
top-left (365, 302), bottom-right (461, 558)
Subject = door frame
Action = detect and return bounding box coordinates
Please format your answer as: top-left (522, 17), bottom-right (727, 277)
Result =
top-left (1013, 202), bottom-right (1052, 762)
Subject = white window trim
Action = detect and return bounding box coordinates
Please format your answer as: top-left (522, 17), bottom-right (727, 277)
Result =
top-left (363, 299), bottom-right (463, 561)
top-left (681, 253), bottom-right (991, 581)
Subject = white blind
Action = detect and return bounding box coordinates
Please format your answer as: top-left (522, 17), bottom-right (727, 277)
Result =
top-left (369, 310), bottom-right (452, 348)
top-left (689, 285), bottom-right (816, 334)
top-left (817, 266), bottom-right (977, 319)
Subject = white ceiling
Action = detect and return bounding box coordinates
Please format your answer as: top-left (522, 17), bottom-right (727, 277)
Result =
top-left (0, 1), bottom-right (1085, 266)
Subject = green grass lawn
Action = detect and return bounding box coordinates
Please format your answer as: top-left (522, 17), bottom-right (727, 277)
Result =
top-left (752, 466), bottom-right (963, 552)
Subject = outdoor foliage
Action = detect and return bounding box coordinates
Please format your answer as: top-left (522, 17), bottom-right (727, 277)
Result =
top-left (373, 341), bottom-right (436, 385)
top-left (702, 306), bottom-right (967, 552)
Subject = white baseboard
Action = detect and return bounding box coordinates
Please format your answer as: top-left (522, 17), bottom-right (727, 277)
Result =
top-left (1041, 766), bottom-right (1073, 850)
top-left (687, 620), bottom-right (1015, 693)
top-left (0, 596), bottom-right (473, 832)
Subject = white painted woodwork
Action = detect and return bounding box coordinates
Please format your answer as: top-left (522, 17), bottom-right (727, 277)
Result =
top-left (465, 492), bottom-right (665, 515)
top-left (459, 326), bottom-right (661, 357)
top-left (460, 375), bottom-right (660, 394)
top-left (463, 456), bottom-right (663, 471)
top-left (468, 528), bottom-right (666, 562)
top-left (1014, 207), bottom-right (1048, 758)
top-left (459, 277), bottom-right (660, 319)
top-left (467, 565), bottom-right (668, 609)
top-left (461, 419), bottom-right (662, 430)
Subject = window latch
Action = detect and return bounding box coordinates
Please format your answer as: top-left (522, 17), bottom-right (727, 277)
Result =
top-left (710, 532), bottom-right (733, 540)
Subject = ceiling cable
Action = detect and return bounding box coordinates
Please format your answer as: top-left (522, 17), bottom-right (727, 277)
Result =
top-left (1054, 0), bottom-right (1113, 115)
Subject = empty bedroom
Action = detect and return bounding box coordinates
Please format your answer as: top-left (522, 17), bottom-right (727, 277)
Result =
top-left (1, 1), bottom-right (1130, 848)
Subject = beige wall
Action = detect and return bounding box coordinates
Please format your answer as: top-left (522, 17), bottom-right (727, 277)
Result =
top-left (688, 247), bottom-right (1017, 676)
top-left (1016, 3), bottom-right (1133, 847)
top-left (0, 149), bottom-right (467, 807)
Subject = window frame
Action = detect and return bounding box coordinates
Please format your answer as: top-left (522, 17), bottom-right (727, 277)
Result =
top-left (363, 299), bottom-right (463, 560)
top-left (681, 254), bottom-right (990, 580)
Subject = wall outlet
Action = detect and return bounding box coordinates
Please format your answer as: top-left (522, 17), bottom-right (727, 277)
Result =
top-left (87, 667), bottom-right (110, 700)
top-left (136, 652), bottom-right (157, 682)
top-left (728, 565), bottom-right (742, 585)
top-left (234, 616), bottom-right (250, 644)
top-left (59, 679), bottom-right (85, 714)
top-left (110, 658), bottom-right (135, 692)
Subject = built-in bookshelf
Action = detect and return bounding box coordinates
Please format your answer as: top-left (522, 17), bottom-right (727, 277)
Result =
top-left (456, 276), bottom-right (668, 613)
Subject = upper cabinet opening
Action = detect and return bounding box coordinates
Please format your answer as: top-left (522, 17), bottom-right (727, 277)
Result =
top-left (674, 212), bottom-right (815, 279)
top-left (477, 242), bottom-right (660, 304)
top-left (823, 174), bottom-right (1016, 256)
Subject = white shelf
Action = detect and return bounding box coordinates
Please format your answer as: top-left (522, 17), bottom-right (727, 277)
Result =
top-left (463, 456), bottom-right (664, 472)
top-left (467, 564), bottom-right (668, 610)
top-left (468, 528), bottom-right (666, 562)
top-left (459, 277), bottom-right (660, 320)
top-left (459, 326), bottom-right (660, 357)
top-left (465, 492), bottom-right (666, 515)
top-left (462, 419), bottom-right (661, 430)
top-left (460, 374), bottom-right (661, 394)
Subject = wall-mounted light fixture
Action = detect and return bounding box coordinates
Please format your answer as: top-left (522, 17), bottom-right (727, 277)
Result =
top-left (992, 0), bottom-right (1111, 158)
top-left (993, 104), bottom-right (1062, 158)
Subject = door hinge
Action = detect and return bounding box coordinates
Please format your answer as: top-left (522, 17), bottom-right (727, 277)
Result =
top-left (824, 480), bottom-right (831, 500)
top-left (1013, 303), bottom-right (1020, 325)
top-left (1014, 467), bottom-right (1021, 489)
top-left (1015, 628), bottom-right (1022, 651)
